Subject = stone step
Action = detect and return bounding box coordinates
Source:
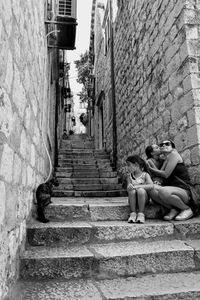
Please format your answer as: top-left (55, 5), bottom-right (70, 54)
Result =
top-left (52, 189), bottom-right (127, 197)
top-left (57, 160), bottom-right (112, 167)
top-left (45, 197), bottom-right (161, 221)
top-left (57, 163), bottom-right (112, 170)
top-left (58, 157), bottom-right (110, 163)
top-left (55, 168), bottom-right (117, 177)
top-left (26, 218), bottom-right (200, 247)
top-left (60, 142), bottom-right (94, 149)
top-left (19, 239), bottom-right (199, 280)
top-left (56, 171), bottom-right (100, 178)
top-left (58, 152), bottom-right (110, 158)
top-left (9, 271), bottom-right (200, 299)
top-left (55, 183), bottom-right (123, 191)
top-left (58, 155), bottom-right (110, 161)
top-left (57, 166), bottom-right (113, 172)
top-left (57, 177), bottom-right (119, 184)
top-left (57, 162), bottom-right (112, 169)
top-left (57, 162), bottom-right (98, 167)
top-left (56, 172), bottom-right (118, 178)
top-left (59, 149), bottom-right (105, 154)
top-left (58, 157), bottom-right (111, 165)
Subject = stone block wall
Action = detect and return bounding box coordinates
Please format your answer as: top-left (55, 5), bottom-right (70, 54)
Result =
top-left (0, 0), bottom-right (57, 298)
top-left (94, 0), bottom-right (200, 185)
top-left (94, 3), bottom-right (114, 152)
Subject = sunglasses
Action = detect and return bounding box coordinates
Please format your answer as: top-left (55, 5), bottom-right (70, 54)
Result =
top-left (160, 141), bottom-right (171, 147)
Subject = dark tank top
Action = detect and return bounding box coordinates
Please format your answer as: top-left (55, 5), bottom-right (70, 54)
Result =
top-left (163, 163), bottom-right (191, 190)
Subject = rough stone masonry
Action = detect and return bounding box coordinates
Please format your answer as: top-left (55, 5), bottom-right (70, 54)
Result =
top-left (94, 0), bottom-right (200, 186)
top-left (0, 0), bottom-right (53, 298)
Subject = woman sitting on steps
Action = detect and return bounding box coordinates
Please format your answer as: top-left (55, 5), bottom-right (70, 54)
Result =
top-left (148, 139), bottom-right (194, 221)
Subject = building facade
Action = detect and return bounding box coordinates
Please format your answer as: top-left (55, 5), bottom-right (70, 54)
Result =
top-left (0, 0), bottom-right (77, 298)
top-left (89, 0), bottom-right (200, 186)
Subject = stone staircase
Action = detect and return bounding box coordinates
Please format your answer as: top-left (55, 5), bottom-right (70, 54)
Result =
top-left (53, 136), bottom-right (126, 197)
top-left (7, 134), bottom-right (200, 299)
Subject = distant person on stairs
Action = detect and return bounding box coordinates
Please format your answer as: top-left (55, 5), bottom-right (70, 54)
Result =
top-left (148, 140), bottom-right (194, 221)
top-left (126, 155), bottom-right (154, 224)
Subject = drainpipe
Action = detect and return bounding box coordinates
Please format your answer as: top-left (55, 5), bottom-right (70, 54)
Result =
top-left (54, 49), bottom-right (60, 169)
top-left (109, 0), bottom-right (117, 170)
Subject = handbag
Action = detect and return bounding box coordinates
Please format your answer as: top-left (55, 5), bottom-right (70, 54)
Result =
top-left (174, 175), bottom-right (200, 215)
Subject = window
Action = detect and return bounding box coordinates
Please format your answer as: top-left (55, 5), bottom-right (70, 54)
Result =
top-left (103, 5), bottom-right (111, 55)
top-left (57, 0), bottom-right (77, 19)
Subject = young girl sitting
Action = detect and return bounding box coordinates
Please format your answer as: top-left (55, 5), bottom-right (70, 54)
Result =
top-left (126, 155), bottom-right (154, 223)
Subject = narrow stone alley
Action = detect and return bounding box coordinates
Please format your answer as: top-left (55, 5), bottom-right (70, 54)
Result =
top-left (1, 0), bottom-right (200, 299)
top-left (6, 134), bottom-right (200, 299)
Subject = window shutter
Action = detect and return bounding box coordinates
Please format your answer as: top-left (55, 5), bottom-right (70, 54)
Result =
top-left (57, 0), bottom-right (77, 18)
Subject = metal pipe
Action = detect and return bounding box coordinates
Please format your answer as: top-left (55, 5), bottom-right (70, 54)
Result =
top-left (45, 20), bottom-right (78, 25)
top-left (46, 29), bottom-right (60, 37)
top-left (109, 0), bottom-right (117, 170)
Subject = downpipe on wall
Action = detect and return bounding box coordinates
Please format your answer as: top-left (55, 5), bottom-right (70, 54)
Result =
top-left (42, 29), bottom-right (60, 183)
top-left (109, 0), bottom-right (117, 170)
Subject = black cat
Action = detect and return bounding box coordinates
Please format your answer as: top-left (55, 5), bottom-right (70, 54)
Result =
top-left (36, 176), bottom-right (59, 223)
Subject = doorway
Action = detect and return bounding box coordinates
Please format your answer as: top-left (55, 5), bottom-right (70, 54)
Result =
top-left (98, 102), bottom-right (104, 149)
top-left (97, 91), bottom-right (105, 150)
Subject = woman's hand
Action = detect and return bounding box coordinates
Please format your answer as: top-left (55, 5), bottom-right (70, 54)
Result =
top-left (148, 151), bottom-right (182, 179)
top-left (127, 183), bottom-right (135, 191)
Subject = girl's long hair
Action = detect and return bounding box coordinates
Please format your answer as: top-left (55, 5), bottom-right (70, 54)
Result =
top-left (145, 146), bottom-right (153, 159)
top-left (126, 154), bottom-right (149, 173)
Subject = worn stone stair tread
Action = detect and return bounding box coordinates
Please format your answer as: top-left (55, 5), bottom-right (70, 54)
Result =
top-left (28, 218), bottom-right (171, 228)
top-left (44, 197), bottom-right (163, 221)
top-left (26, 219), bottom-right (174, 245)
top-left (58, 178), bottom-right (119, 184)
top-left (52, 190), bottom-right (127, 197)
top-left (53, 188), bottom-right (126, 192)
top-left (27, 218), bottom-right (200, 248)
top-left (21, 239), bottom-right (197, 259)
top-left (19, 239), bottom-right (200, 280)
top-left (26, 219), bottom-right (200, 247)
top-left (56, 183), bottom-right (122, 187)
top-left (10, 271), bottom-right (200, 299)
top-left (27, 217), bottom-right (200, 230)
top-left (50, 196), bottom-right (128, 204)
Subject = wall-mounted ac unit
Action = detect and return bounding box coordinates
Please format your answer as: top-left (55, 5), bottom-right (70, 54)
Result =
top-left (46, 0), bottom-right (77, 49)
top-left (56, 0), bottom-right (77, 19)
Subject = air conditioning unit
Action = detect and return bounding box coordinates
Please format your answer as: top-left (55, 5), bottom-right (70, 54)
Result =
top-left (46, 0), bottom-right (77, 49)
top-left (56, 0), bottom-right (77, 19)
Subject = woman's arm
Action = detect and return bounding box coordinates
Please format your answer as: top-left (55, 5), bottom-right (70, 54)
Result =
top-left (126, 173), bottom-right (132, 185)
top-left (126, 173), bottom-right (135, 191)
top-left (129, 173), bottom-right (154, 191)
top-left (130, 183), bottom-right (154, 190)
top-left (146, 159), bottom-right (158, 169)
top-left (149, 151), bottom-right (181, 178)
top-left (145, 172), bottom-right (154, 184)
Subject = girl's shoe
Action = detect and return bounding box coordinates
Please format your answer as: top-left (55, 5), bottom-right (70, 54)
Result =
top-left (128, 212), bottom-right (137, 223)
top-left (175, 208), bottom-right (193, 221)
top-left (136, 212), bottom-right (145, 223)
top-left (163, 209), bottom-right (178, 221)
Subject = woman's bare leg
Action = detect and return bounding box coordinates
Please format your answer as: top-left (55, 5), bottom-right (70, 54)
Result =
top-left (157, 186), bottom-right (190, 210)
top-left (128, 190), bottom-right (137, 212)
top-left (137, 188), bottom-right (149, 212)
top-left (148, 186), bottom-right (171, 209)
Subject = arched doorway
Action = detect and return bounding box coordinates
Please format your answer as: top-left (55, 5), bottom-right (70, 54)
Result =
top-left (97, 91), bottom-right (105, 149)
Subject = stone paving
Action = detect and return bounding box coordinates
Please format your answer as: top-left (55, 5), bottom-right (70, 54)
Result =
top-left (6, 135), bottom-right (200, 299)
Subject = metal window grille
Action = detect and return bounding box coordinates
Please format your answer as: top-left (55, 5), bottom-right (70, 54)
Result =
top-left (57, 0), bottom-right (77, 18)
